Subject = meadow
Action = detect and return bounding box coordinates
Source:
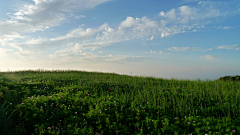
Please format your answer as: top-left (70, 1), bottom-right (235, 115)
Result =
top-left (0, 69), bottom-right (240, 135)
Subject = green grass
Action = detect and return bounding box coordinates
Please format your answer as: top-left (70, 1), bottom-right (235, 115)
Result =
top-left (0, 69), bottom-right (240, 135)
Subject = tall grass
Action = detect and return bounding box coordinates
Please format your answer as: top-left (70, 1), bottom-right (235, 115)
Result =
top-left (0, 69), bottom-right (240, 135)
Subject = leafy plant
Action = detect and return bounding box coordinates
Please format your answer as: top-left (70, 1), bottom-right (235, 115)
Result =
top-left (0, 103), bottom-right (14, 135)
top-left (0, 69), bottom-right (239, 134)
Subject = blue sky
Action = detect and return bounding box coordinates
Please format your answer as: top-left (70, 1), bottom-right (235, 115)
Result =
top-left (0, 0), bottom-right (240, 82)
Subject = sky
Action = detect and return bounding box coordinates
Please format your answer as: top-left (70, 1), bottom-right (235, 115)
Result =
top-left (0, 0), bottom-right (240, 82)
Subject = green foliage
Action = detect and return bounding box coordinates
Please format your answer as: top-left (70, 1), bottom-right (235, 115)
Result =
top-left (0, 69), bottom-right (239, 134)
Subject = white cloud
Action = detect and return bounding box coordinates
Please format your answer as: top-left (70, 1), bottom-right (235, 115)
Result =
top-left (199, 55), bottom-right (215, 61)
top-left (49, 51), bottom-right (147, 64)
top-left (179, 6), bottom-right (192, 16)
top-left (9, 15), bottom-right (160, 60)
top-left (160, 20), bottom-right (167, 27)
top-left (193, 30), bottom-right (197, 32)
top-left (69, 14), bottom-right (85, 19)
top-left (161, 32), bottom-right (171, 38)
top-left (25, 38), bottom-right (48, 45)
top-left (0, 48), bottom-right (9, 58)
top-left (167, 47), bottom-right (200, 51)
top-left (0, 0), bottom-right (111, 37)
top-left (167, 47), bottom-right (215, 52)
top-left (143, 50), bottom-right (170, 55)
top-left (13, 49), bottom-right (42, 61)
top-left (1, 0), bottom-right (240, 63)
top-left (49, 54), bottom-right (57, 59)
top-left (201, 48), bottom-right (213, 51)
top-left (160, 9), bottom-right (176, 20)
top-left (198, 1), bottom-right (202, 4)
top-left (143, 50), bottom-right (156, 54)
top-left (218, 44), bottom-right (240, 51)
top-left (0, 32), bottom-right (25, 47)
top-left (150, 36), bottom-right (154, 40)
top-left (119, 17), bottom-right (140, 28)
top-left (159, 1), bottom-right (239, 26)
top-left (222, 26), bottom-right (234, 29)
top-left (50, 23), bottom-right (109, 41)
top-left (95, 16), bottom-right (159, 42)
top-left (159, 11), bottom-right (165, 16)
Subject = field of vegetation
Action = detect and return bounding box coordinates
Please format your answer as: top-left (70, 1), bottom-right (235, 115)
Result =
top-left (0, 69), bottom-right (240, 135)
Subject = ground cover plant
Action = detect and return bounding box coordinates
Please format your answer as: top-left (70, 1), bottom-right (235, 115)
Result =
top-left (0, 69), bottom-right (240, 135)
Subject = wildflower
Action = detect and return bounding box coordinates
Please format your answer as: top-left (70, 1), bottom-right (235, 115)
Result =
top-left (203, 123), bottom-right (205, 125)
top-left (232, 130), bottom-right (235, 132)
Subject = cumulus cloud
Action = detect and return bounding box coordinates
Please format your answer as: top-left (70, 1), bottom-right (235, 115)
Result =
top-left (94, 16), bottom-right (159, 42)
top-left (199, 55), bottom-right (215, 61)
top-left (159, 9), bottom-right (176, 20)
top-left (1, 0), bottom-right (240, 63)
top-left (159, 1), bottom-right (239, 25)
top-left (119, 16), bottom-right (140, 28)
